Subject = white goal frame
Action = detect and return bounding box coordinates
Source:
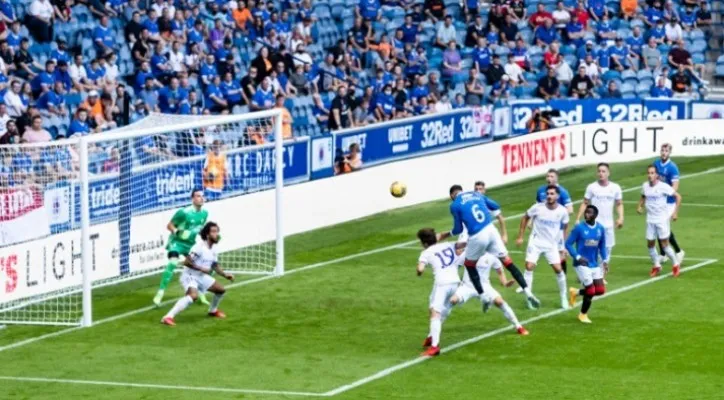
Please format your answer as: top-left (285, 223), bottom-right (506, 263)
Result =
top-left (1, 109), bottom-right (285, 328)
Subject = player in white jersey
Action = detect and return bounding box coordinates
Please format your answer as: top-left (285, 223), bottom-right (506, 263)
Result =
top-left (517, 185), bottom-right (571, 309)
top-left (416, 228), bottom-right (472, 357)
top-left (161, 222), bottom-right (235, 326)
top-left (474, 181), bottom-right (509, 243)
top-left (576, 163), bottom-right (624, 278)
top-left (637, 165), bottom-right (682, 278)
top-left (455, 254), bottom-right (529, 335)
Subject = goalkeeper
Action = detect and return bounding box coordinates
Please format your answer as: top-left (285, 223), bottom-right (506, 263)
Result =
top-left (153, 189), bottom-right (210, 306)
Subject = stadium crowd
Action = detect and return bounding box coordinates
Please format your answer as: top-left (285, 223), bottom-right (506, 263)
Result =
top-left (0, 0), bottom-right (717, 180)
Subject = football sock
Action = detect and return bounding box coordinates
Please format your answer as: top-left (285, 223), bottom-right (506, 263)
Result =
top-left (555, 271), bottom-right (568, 302)
top-left (648, 247), bottom-right (661, 267)
top-left (209, 293), bottom-right (224, 313)
top-left (440, 307), bottom-right (452, 323)
top-left (581, 294), bottom-right (593, 314)
top-left (499, 301), bottom-right (521, 328)
top-left (663, 245), bottom-right (678, 265)
top-left (429, 317), bottom-right (442, 347)
top-left (578, 288), bottom-right (586, 296)
top-left (657, 238), bottom-right (665, 257)
top-left (465, 266), bottom-right (485, 294)
top-left (524, 270), bottom-right (534, 290)
top-left (561, 259), bottom-right (568, 274)
top-left (669, 232), bottom-right (682, 253)
top-left (505, 262), bottom-right (528, 289)
top-left (158, 259), bottom-right (178, 290)
top-left (165, 295), bottom-right (193, 319)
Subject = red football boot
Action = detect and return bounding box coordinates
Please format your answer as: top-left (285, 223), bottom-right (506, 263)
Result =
top-left (422, 336), bottom-right (432, 348)
top-left (422, 346), bottom-right (440, 357)
top-left (161, 317), bottom-right (175, 326)
top-left (517, 326), bottom-right (530, 336)
top-left (208, 310), bottom-right (226, 319)
top-left (650, 267), bottom-right (661, 277)
top-left (672, 265), bottom-right (680, 277)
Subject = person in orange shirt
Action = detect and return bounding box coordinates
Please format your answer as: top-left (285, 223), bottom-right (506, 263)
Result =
top-left (620, 0), bottom-right (637, 19)
top-left (275, 94), bottom-right (293, 140)
top-left (203, 140), bottom-right (229, 201)
top-left (232, 1), bottom-right (252, 31)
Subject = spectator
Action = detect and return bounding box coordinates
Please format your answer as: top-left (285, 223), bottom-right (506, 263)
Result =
top-left (441, 41), bottom-right (463, 88)
top-left (251, 77), bottom-right (275, 111)
top-left (509, 0), bottom-right (527, 22)
top-left (490, 75), bottom-right (511, 102)
top-left (356, 0), bottom-right (381, 21)
top-left (14, 38), bottom-right (41, 80)
top-left (654, 65), bottom-right (672, 88)
top-left (464, 69), bottom-right (485, 105)
top-left (582, 54), bottom-right (602, 85)
top-left (67, 108), bottom-right (92, 137)
top-left (671, 65), bottom-right (692, 97)
top-left (552, 1), bottom-right (571, 32)
top-left (424, 0), bottom-right (446, 23)
top-left (504, 53), bottom-right (526, 86)
top-left (569, 65), bottom-right (594, 98)
top-left (566, 14), bottom-right (585, 47)
top-left (601, 80), bottom-right (622, 98)
top-left (643, 3), bottom-right (663, 29)
top-left (500, 15), bottom-right (520, 45)
top-left (135, 134), bottom-right (175, 165)
top-left (4, 80), bottom-right (26, 117)
top-left (650, 75), bottom-right (673, 97)
top-left (435, 15), bottom-right (456, 50)
top-left (375, 84), bottom-right (395, 121)
top-left (621, 0), bottom-right (637, 19)
top-left (31, 60), bottom-right (56, 98)
top-left (27, 0), bottom-right (54, 43)
top-left (252, 46), bottom-right (274, 83)
top-left (472, 37), bottom-right (492, 72)
top-left (679, 6), bottom-right (696, 31)
top-left (103, 148), bottom-right (121, 173)
top-left (486, 54), bottom-right (506, 86)
top-left (642, 37), bottom-right (662, 71)
top-left (526, 109), bottom-right (551, 132)
top-left (329, 84), bottom-right (353, 130)
top-left (609, 37), bottom-right (635, 72)
top-left (94, 16), bottom-right (115, 55)
top-left (588, 0), bottom-right (609, 23)
top-left (37, 81), bottom-right (67, 117)
top-left (49, 39), bottom-right (71, 65)
top-left (453, 93), bottom-right (466, 109)
top-left (535, 18), bottom-right (558, 48)
top-left (233, 1), bottom-right (252, 31)
top-left (696, 2), bottom-right (712, 37)
top-left (649, 19), bottom-right (666, 44)
top-left (276, 94), bottom-right (293, 140)
top-left (536, 67), bottom-right (560, 100)
top-left (576, 39), bottom-right (596, 61)
top-left (529, 3), bottom-right (553, 29)
top-left (434, 93), bottom-right (452, 113)
top-left (668, 39), bottom-right (706, 83)
top-left (465, 15), bottom-right (486, 48)
top-left (22, 115), bottom-right (52, 143)
top-left (0, 118), bottom-right (21, 145)
top-left (662, 1), bottom-right (679, 22)
top-left (664, 17), bottom-right (683, 43)
top-left (597, 15), bottom-right (617, 43)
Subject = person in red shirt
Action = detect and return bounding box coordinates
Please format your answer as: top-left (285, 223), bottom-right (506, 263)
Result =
top-left (574, 1), bottom-right (590, 28)
top-left (544, 42), bottom-right (563, 69)
top-left (528, 3), bottom-right (553, 29)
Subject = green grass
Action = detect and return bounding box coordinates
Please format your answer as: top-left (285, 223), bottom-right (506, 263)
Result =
top-left (2, 155), bottom-right (724, 400)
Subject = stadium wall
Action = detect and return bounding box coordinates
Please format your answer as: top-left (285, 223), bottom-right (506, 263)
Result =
top-left (2, 119), bottom-right (724, 300)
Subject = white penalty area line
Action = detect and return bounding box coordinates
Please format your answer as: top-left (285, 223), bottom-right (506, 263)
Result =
top-left (322, 258), bottom-right (719, 397)
top-left (0, 166), bottom-right (721, 356)
top-left (0, 376), bottom-right (324, 397)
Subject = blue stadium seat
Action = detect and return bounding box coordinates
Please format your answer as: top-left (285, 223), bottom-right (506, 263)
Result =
top-left (621, 69), bottom-right (638, 83)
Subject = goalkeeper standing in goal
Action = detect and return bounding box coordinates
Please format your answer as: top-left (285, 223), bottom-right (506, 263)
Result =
top-left (153, 189), bottom-right (210, 306)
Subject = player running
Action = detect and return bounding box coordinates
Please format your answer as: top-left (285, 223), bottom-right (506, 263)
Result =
top-left (637, 165), bottom-right (682, 277)
top-left (567, 205), bottom-right (608, 324)
top-left (653, 143), bottom-right (685, 265)
top-left (455, 253), bottom-right (529, 335)
top-left (536, 169), bottom-right (573, 274)
top-left (416, 228), bottom-right (469, 356)
top-left (575, 163), bottom-right (623, 278)
top-left (517, 185), bottom-right (570, 309)
top-left (161, 222), bottom-right (234, 326)
top-left (154, 189), bottom-right (210, 307)
top-left (439, 185), bottom-right (540, 309)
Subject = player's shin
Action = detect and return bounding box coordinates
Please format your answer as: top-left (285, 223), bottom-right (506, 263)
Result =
top-left (159, 259), bottom-right (179, 290)
top-left (561, 259), bottom-right (568, 274)
top-left (662, 245), bottom-right (678, 265)
top-left (524, 269), bottom-right (534, 290)
top-left (165, 295), bottom-right (193, 319)
top-left (464, 262), bottom-right (485, 295)
top-left (657, 238), bottom-right (665, 257)
top-left (504, 260), bottom-right (529, 290)
top-left (429, 316), bottom-right (442, 347)
top-left (668, 231), bottom-right (682, 253)
top-left (498, 301), bottom-right (522, 329)
top-left (648, 246), bottom-right (661, 267)
top-left (209, 292), bottom-right (225, 313)
top-left (555, 271), bottom-right (568, 308)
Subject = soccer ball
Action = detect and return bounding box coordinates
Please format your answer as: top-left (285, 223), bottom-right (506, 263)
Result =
top-left (390, 181), bottom-right (407, 198)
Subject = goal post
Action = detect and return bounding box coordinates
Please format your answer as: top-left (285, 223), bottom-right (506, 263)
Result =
top-left (0, 109), bottom-right (286, 327)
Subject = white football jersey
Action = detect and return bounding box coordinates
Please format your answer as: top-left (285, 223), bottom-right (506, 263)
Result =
top-left (526, 203), bottom-right (570, 247)
top-left (641, 181), bottom-right (675, 223)
top-left (187, 241), bottom-right (219, 276)
top-left (584, 181), bottom-right (623, 227)
top-left (462, 253), bottom-right (502, 286)
top-left (419, 242), bottom-right (462, 285)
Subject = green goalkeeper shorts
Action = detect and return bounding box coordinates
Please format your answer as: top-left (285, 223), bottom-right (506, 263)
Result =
top-left (166, 240), bottom-right (193, 258)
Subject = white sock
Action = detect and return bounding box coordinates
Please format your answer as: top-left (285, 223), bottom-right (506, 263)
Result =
top-left (556, 271), bottom-right (568, 301)
top-left (524, 270), bottom-right (534, 290)
top-left (606, 247), bottom-right (613, 266)
top-left (648, 247), bottom-right (661, 267)
top-left (663, 246), bottom-right (678, 265)
top-left (165, 295), bottom-right (193, 319)
top-left (440, 307), bottom-right (452, 323)
top-left (429, 317), bottom-right (442, 347)
top-left (209, 293), bottom-right (225, 313)
top-left (498, 301), bottom-right (521, 329)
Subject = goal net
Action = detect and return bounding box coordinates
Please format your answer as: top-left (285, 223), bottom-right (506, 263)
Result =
top-left (0, 109), bottom-right (286, 327)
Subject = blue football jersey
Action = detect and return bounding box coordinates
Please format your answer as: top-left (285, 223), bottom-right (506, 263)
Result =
top-left (653, 158), bottom-right (679, 204)
top-left (536, 184), bottom-right (573, 207)
top-left (565, 221), bottom-right (608, 268)
top-left (450, 191), bottom-right (497, 236)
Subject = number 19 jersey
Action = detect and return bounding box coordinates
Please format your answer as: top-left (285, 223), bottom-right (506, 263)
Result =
top-left (419, 242), bottom-right (462, 285)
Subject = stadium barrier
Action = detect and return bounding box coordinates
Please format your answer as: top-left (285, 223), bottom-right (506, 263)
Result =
top-left (3, 113), bottom-right (724, 302)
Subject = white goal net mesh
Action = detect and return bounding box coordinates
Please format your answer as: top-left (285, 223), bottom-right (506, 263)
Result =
top-left (0, 111), bottom-right (284, 326)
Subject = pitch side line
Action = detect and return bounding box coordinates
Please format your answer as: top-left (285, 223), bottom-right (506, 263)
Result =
top-left (622, 200), bottom-right (724, 208)
top-left (0, 376), bottom-right (324, 397)
top-left (322, 258), bottom-right (719, 397)
top-left (0, 166), bottom-right (721, 355)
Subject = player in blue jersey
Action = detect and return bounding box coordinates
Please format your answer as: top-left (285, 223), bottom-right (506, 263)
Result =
top-left (653, 143), bottom-right (684, 265)
top-left (439, 185), bottom-right (540, 309)
top-left (566, 205), bottom-right (608, 324)
top-left (535, 169), bottom-right (574, 274)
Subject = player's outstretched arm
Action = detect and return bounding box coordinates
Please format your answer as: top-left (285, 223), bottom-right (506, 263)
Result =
top-left (212, 263), bottom-right (234, 281)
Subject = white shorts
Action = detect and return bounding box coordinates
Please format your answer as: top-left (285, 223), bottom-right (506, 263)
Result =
top-left (646, 220), bottom-right (670, 241)
top-left (463, 224), bottom-right (508, 261)
top-left (456, 281), bottom-right (500, 304)
top-left (575, 265), bottom-right (604, 287)
top-left (525, 242), bottom-right (561, 266)
top-left (557, 234), bottom-right (565, 252)
top-left (666, 203), bottom-right (676, 219)
top-left (604, 226), bottom-right (615, 248)
top-left (180, 271), bottom-right (216, 293)
top-left (429, 283), bottom-right (459, 313)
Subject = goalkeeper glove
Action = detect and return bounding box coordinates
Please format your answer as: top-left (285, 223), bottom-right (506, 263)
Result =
top-left (176, 230), bottom-right (191, 241)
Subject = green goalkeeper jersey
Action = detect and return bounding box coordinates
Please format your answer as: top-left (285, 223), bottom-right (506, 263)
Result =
top-left (166, 206), bottom-right (209, 254)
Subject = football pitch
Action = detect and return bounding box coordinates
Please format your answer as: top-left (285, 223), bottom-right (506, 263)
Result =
top-left (2, 155), bottom-right (724, 400)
